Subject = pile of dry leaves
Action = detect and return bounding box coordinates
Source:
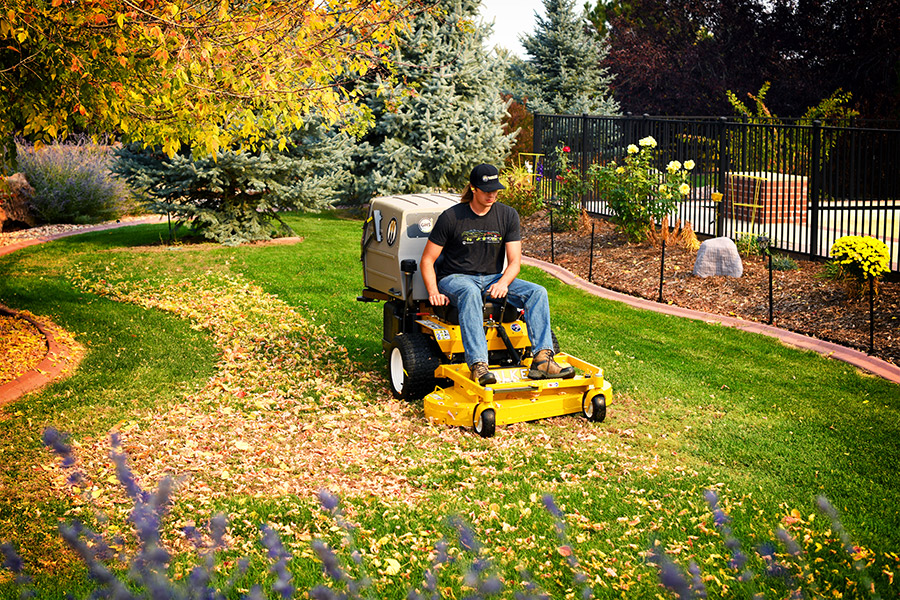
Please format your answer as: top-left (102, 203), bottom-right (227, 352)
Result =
top-left (0, 313), bottom-right (46, 385)
top-left (521, 211), bottom-right (899, 367)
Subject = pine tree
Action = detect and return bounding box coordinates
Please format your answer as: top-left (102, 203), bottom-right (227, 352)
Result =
top-left (514, 0), bottom-right (619, 116)
top-left (349, 0), bottom-right (514, 201)
top-left (113, 116), bottom-right (354, 245)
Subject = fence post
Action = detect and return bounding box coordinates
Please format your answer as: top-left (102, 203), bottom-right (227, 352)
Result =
top-left (716, 117), bottom-right (728, 237)
top-left (808, 120), bottom-right (822, 259)
top-left (581, 113), bottom-right (589, 207)
top-left (533, 113), bottom-right (544, 158)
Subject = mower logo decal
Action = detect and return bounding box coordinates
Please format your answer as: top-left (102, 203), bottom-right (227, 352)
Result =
top-left (510, 323), bottom-right (522, 332)
top-left (386, 218), bottom-right (398, 246)
top-left (434, 329), bottom-right (450, 341)
top-left (418, 217), bottom-right (434, 233)
top-left (494, 368), bottom-right (528, 384)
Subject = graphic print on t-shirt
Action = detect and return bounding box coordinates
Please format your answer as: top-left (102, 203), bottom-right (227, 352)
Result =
top-left (461, 229), bottom-right (503, 245)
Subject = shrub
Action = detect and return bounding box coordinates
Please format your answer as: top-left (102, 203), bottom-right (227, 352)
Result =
top-left (16, 139), bottom-right (133, 224)
top-left (829, 235), bottom-right (891, 300)
top-left (499, 163), bottom-right (543, 218)
top-left (734, 233), bottom-right (764, 257)
top-left (548, 144), bottom-right (588, 232)
top-left (588, 136), bottom-right (693, 242)
top-left (113, 115), bottom-right (353, 245)
top-left (771, 252), bottom-right (799, 271)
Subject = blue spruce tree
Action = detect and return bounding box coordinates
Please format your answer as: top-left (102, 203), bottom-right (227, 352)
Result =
top-left (113, 115), bottom-right (354, 245)
top-left (513, 0), bottom-right (619, 116)
top-left (350, 0), bottom-right (514, 201)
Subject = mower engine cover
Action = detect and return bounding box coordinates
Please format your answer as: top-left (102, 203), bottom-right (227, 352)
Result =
top-left (361, 193), bottom-right (459, 301)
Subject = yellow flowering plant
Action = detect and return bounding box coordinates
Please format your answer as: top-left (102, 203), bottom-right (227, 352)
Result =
top-left (829, 235), bottom-right (891, 299)
top-left (500, 163), bottom-right (544, 218)
top-left (588, 136), bottom-right (694, 241)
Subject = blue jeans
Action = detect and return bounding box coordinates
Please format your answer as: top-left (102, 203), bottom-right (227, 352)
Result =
top-left (437, 273), bottom-right (554, 368)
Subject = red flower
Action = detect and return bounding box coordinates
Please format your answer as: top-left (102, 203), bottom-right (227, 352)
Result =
top-left (563, 146), bottom-right (571, 153)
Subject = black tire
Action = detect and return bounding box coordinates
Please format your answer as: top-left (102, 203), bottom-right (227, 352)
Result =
top-left (474, 408), bottom-right (496, 438)
top-left (582, 393), bottom-right (607, 423)
top-left (387, 334), bottom-right (440, 401)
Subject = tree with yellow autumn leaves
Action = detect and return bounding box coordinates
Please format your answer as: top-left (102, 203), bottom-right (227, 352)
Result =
top-left (1, 0), bottom-right (430, 156)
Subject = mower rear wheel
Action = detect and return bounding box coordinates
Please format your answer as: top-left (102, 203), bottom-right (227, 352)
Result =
top-left (582, 392), bottom-right (607, 423)
top-left (388, 334), bottom-right (440, 401)
top-left (474, 408), bottom-right (496, 438)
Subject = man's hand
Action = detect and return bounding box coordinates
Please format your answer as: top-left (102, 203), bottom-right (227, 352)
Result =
top-left (429, 292), bottom-right (450, 306)
top-left (487, 281), bottom-right (508, 298)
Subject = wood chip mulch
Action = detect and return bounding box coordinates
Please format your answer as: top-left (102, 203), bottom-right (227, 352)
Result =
top-left (521, 211), bottom-right (900, 367)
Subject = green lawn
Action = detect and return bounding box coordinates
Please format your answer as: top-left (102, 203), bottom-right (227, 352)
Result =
top-left (0, 212), bottom-right (898, 599)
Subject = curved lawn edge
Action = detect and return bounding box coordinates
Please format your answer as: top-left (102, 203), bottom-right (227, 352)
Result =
top-left (523, 255), bottom-right (900, 385)
top-left (0, 304), bottom-right (84, 405)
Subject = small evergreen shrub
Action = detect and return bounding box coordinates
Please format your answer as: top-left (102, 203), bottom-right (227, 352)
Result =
top-left (16, 139), bottom-right (133, 224)
top-left (113, 116), bottom-right (353, 245)
top-left (829, 235), bottom-right (891, 299)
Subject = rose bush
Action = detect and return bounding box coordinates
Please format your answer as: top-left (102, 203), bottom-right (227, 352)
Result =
top-left (548, 144), bottom-right (589, 232)
top-left (588, 136), bottom-right (693, 241)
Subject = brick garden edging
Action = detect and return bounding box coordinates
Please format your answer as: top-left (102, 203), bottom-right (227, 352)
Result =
top-left (524, 255), bottom-right (900, 385)
top-left (0, 304), bottom-right (83, 405)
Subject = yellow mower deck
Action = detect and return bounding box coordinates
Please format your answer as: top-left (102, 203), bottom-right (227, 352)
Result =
top-left (423, 353), bottom-right (613, 430)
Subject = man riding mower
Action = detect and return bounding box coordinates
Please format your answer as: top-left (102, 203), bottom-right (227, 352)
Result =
top-left (358, 189), bottom-right (612, 438)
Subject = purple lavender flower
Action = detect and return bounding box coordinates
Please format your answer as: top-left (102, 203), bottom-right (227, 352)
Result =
top-left (311, 539), bottom-right (346, 583)
top-left (42, 427), bottom-right (76, 468)
top-left (541, 494), bottom-right (563, 520)
top-left (0, 543), bottom-right (23, 574)
top-left (649, 549), bottom-right (693, 599)
top-left (317, 489), bottom-right (340, 513)
top-left (687, 561), bottom-right (707, 598)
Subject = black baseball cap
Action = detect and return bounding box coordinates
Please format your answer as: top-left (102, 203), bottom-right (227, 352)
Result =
top-left (469, 164), bottom-right (505, 192)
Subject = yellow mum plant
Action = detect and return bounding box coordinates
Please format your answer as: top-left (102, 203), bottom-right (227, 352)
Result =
top-left (829, 235), bottom-right (891, 299)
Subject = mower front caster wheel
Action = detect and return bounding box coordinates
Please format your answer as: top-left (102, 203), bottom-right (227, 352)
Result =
top-left (582, 392), bottom-right (607, 423)
top-left (474, 408), bottom-right (496, 438)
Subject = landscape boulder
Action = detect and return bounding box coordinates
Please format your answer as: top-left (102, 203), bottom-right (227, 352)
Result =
top-left (0, 173), bottom-right (37, 231)
top-left (693, 237), bottom-right (743, 278)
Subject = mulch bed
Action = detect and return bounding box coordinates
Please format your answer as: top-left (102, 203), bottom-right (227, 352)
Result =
top-left (521, 211), bottom-right (900, 367)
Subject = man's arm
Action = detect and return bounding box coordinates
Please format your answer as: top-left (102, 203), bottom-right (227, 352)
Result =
top-left (487, 241), bottom-right (522, 298)
top-left (421, 239), bottom-right (449, 306)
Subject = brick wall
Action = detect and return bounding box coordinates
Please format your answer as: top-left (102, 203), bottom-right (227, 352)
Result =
top-left (725, 172), bottom-right (808, 225)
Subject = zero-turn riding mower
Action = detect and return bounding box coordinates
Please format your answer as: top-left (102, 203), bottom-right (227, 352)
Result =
top-left (358, 193), bottom-right (612, 437)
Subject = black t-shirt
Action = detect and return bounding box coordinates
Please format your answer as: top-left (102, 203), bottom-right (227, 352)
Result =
top-left (428, 202), bottom-right (521, 280)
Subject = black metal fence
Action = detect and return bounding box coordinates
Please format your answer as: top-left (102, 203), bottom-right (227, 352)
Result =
top-left (533, 114), bottom-right (900, 271)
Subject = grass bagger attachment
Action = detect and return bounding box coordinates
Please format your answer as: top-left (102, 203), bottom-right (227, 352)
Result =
top-left (358, 193), bottom-right (612, 437)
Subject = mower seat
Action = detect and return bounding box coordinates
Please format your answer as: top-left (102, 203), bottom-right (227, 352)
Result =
top-left (431, 300), bottom-right (521, 325)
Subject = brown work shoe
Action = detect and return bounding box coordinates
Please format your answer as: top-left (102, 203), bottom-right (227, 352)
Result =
top-left (528, 349), bottom-right (575, 380)
top-left (471, 362), bottom-right (497, 386)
